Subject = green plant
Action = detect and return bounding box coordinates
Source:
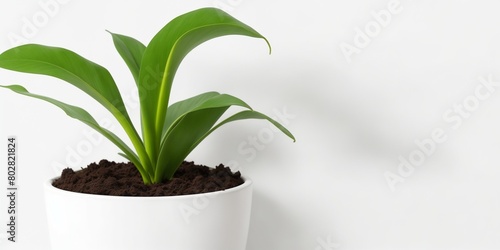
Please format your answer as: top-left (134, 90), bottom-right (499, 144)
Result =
top-left (0, 8), bottom-right (294, 184)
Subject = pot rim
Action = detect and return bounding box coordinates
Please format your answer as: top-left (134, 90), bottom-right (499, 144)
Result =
top-left (44, 176), bottom-right (252, 201)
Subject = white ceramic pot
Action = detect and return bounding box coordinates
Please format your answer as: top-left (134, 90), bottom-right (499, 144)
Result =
top-left (44, 177), bottom-right (253, 250)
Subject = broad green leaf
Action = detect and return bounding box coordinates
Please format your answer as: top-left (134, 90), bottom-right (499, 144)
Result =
top-left (162, 92), bottom-right (220, 134)
top-left (198, 110), bottom-right (296, 145)
top-left (156, 93), bottom-right (293, 181)
top-left (108, 31), bottom-right (146, 85)
top-left (162, 92), bottom-right (252, 140)
top-left (156, 107), bottom-right (228, 181)
top-left (156, 108), bottom-right (295, 181)
top-left (0, 44), bottom-right (130, 123)
top-left (156, 93), bottom-right (253, 181)
top-left (0, 44), bottom-right (153, 177)
top-left (138, 7), bottom-right (271, 164)
top-left (0, 84), bottom-right (152, 184)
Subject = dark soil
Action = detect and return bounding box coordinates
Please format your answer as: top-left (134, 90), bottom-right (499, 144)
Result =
top-left (52, 160), bottom-right (244, 197)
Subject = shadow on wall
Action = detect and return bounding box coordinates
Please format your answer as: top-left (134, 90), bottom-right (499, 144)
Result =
top-left (274, 63), bottom-right (414, 161)
top-left (246, 190), bottom-right (305, 250)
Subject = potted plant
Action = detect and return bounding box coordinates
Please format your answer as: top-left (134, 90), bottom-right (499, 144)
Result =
top-left (0, 7), bottom-right (294, 250)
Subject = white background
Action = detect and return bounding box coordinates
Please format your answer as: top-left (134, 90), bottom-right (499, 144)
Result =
top-left (1, 0), bottom-right (500, 249)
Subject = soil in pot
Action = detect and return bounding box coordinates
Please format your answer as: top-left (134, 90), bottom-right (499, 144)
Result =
top-left (52, 160), bottom-right (244, 196)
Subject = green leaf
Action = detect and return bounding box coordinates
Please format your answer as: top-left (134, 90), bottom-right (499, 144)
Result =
top-left (156, 107), bottom-right (229, 181)
top-left (0, 44), bottom-right (153, 178)
top-left (201, 110), bottom-right (296, 144)
top-left (156, 93), bottom-right (254, 181)
top-left (108, 31), bottom-right (146, 85)
top-left (162, 92), bottom-right (220, 134)
top-left (0, 84), bottom-right (152, 184)
top-left (0, 44), bottom-right (130, 123)
top-left (138, 7), bottom-right (271, 165)
top-left (166, 107), bottom-right (295, 179)
top-left (162, 92), bottom-right (252, 139)
top-left (156, 107), bottom-right (295, 181)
